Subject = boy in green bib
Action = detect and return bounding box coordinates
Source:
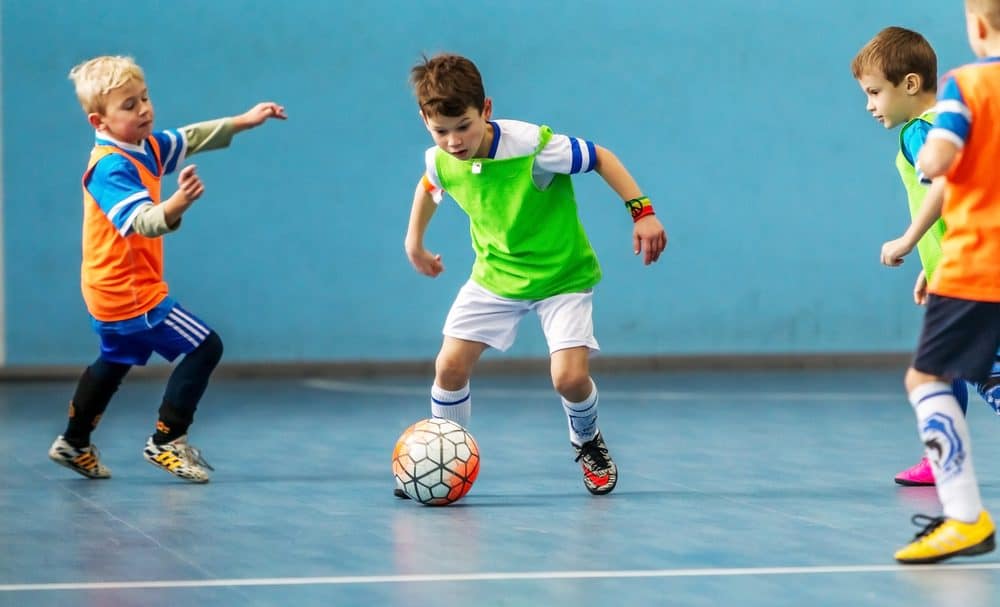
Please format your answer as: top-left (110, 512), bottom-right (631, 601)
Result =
top-left (402, 53), bottom-right (666, 497)
top-left (852, 27), bottom-right (1000, 487)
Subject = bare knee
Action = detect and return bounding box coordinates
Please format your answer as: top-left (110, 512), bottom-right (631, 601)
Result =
top-left (552, 370), bottom-right (592, 402)
top-left (435, 352), bottom-right (472, 390)
top-left (905, 367), bottom-right (942, 393)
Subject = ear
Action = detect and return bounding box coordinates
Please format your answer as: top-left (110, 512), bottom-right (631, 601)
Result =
top-left (482, 97), bottom-right (493, 121)
top-left (87, 112), bottom-right (105, 131)
top-left (904, 73), bottom-right (922, 95)
top-left (976, 13), bottom-right (989, 41)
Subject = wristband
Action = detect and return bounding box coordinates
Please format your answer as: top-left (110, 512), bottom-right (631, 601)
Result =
top-left (625, 196), bottom-right (654, 222)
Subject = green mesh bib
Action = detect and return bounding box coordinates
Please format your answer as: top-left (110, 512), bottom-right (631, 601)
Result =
top-left (895, 111), bottom-right (948, 279)
top-left (435, 125), bottom-right (601, 299)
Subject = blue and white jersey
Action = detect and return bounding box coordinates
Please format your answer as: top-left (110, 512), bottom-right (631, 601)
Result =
top-left (423, 119), bottom-right (597, 203)
top-left (927, 57), bottom-right (1000, 149)
top-left (86, 129), bottom-right (188, 236)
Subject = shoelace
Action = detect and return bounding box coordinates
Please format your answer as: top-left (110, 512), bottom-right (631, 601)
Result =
top-left (910, 514), bottom-right (947, 539)
top-left (176, 443), bottom-right (215, 471)
top-left (575, 438), bottom-right (610, 471)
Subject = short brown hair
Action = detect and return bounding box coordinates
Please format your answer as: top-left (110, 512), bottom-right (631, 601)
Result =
top-left (967, 0), bottom-right (1000, 30)
top-left (410, 53), bottom-right (486, 118)
top-left (851, 27), bottom-right (937, 92)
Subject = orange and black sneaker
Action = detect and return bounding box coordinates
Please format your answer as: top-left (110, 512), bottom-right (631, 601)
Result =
top-left (143, 435), bottom-right (213, 483)
top-left (573, 432), bottom-right (617, 495)
top-left (48, 435), bottom-right (111, 479)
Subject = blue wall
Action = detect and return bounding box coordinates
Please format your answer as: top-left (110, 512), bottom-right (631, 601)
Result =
top-left (0, 0), bottom-right (972, 365)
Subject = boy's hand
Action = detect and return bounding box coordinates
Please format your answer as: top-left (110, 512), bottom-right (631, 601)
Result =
top-left (177, 165), bottom-right (204, 203)
top-left (633, 215), bottom-right (667, 265)
top-left (234, 102), bottom-right (288, 130)
top-left (913, 270), bottom-right (928, 305)
top-left (406, 245), bottom-right (444, 277)
top-left (880, 236), bottom-right (914, 266)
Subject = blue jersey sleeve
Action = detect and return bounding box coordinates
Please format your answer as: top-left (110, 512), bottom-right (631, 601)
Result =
top-left (930, 75), bottom-right (971, 147)
top-left (901, 119), bottom-right (931, 166)
top-left (85, 155), bottom-right (153, 236)
top-left (151, 129), bottom-right (188, 175)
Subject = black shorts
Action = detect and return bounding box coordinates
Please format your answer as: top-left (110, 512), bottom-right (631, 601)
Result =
top-left (912, 294), bottom-right (1000, 383)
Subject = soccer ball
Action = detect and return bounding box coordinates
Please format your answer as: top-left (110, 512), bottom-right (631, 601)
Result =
top-left (392, 418), bottom-right (480, 505)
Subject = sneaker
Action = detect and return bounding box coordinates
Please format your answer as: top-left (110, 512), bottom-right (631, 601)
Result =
top-left (975, 377), bottom-right (1000, 415)
top-left (894, 457), bottom-right (935, 486)
top-left (48, 435), bottom-right (111, 479)
top-left (572, 432), bottom-right (618, 495)
top-left (394, 477), bottom-right (410, 499)
top-left (143, 435), bottom-right (213, 483)
top-left (895, 511), bottom-right (996, 564)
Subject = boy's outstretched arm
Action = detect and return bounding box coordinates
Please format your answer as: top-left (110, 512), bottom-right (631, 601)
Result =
top-left (881, 177), bottom-right (946, 266)
top-left (182, 102), bottom-right (287, 157)
top-left (593, 146), bottom-right (667, 265)
top-left (404, 180), bottom-right (444, 277)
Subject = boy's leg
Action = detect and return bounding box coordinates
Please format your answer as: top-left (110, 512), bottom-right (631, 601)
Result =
top-left (396, 281), bottom-right (523, 498)
top-left (973, 347), bottom-right (1000, 413)
top-left (894, 378), bottom-right (968, 486)
top-left (537, 290), bottom-right (615, 495)
top-left (895, 296), bottom-right (997, 564)
top-left (49, 357), bottom-right (132, 479)
top-left (141, 304), bottom-right (222, 483)
top-left (432, 337), bottom-right (488, 429)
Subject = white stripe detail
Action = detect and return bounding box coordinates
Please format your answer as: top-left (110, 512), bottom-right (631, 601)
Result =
top-left (3, 563), bottom-right (999, 591)
top-left (163, 130), bottom-right (178, 170)
top-left (105, 191), bottom-right (151, 224)
top-left (305, 379), bottom-right (899, 402)
top-left (927, 128), bottom-right (965, 149)
top-left (177, 128), bottom-right (189, 167)
top-left (163, 318), bottom-right (201, 347)
top-left (934, 99), bottom-right (972, 121)
top-left (118, 202), bottom-right (153, 237)
top-left (168, 309), bottom-right (208, 339)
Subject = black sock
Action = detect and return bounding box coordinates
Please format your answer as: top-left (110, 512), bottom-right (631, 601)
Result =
top-left (153, 332), bottom-right (223, 444)
top-left (63, 359), bottom-right (131, 448)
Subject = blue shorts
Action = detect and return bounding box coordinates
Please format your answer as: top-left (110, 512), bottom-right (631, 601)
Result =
top-left (94, 301), bottom-right (213, 366)
top-left (913, 294), bottom-right (1000, 383)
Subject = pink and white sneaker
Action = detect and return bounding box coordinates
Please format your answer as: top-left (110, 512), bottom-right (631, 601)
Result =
top-left (894, 457), bottom-right (935, 486)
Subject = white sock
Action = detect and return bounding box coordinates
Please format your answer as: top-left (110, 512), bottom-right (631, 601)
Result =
top-left (910, 381), bottom-right (983, 522)
top-left (562, 379), bottom-right (598, 445)
top-left (431, 383), bottom-right (471, 428)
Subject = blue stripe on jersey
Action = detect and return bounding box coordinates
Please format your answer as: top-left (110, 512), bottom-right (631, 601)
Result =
top-left (487, 121), bottom-right (501, 159)
top-left (95, 135), bottom-right (161, 176)
top-left (570, 137), bottom-right (582, 173)
top-left (152, 129), bottom-right (185, 174)
top-left (933, 76), bottom-right (970, 144)
top-left (584, 140), bottom-right (597, 172)
top-left (86, 156), bottom-right (152, 234)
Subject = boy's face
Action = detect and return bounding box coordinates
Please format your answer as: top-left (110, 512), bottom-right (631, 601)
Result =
top-left (856, 71), bottom-right (918, 129)
top-left (422, 99), bottom-right (493, 160)
top-left (89, 78), bottom-right (154, 144)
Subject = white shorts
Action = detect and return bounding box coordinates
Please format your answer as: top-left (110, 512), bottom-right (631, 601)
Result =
top-left (442, 280), bottom-right (600, 354)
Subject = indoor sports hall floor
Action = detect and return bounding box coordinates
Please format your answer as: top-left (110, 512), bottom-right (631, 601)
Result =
top-left (2, 369), bottom-right (999, 606)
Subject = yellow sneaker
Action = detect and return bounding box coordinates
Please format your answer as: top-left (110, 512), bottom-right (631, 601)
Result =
top-left (895, 511), bottom-right (995, 564)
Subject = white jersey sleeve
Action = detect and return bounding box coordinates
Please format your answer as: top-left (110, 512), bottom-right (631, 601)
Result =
top-left (422, 146), bottom-right (445, 204)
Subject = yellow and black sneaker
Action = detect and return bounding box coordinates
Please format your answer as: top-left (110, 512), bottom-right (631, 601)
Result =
top-left (573, 432), bottom-right (618, 495)
top-left (895, 511), bottom-right (996, 564)
top-left (143, 435), bottom-right (213, 483)
top-left (48, 435), bottom-right (111, 479)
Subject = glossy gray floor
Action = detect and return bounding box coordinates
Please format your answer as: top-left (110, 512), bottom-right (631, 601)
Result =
top-left (2, 370), bottom-right (999, 606)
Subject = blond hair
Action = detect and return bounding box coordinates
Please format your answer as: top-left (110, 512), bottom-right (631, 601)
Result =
top-left (68, 55), bottom-right (145, 114)
top-left (968, 0), bottom-right (1000, 30)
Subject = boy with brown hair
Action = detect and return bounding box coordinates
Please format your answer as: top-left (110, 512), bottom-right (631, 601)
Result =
top-left (402, 53), bottom-right (666, 497)
top-left (879, 0), bottom-right (1000, 563)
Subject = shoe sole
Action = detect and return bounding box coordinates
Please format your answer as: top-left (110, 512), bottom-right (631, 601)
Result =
top-left (896, 532), bottom-right (996, 564)
top-left (48, 454), bottom-right (110, 479)
top-left (394, 488), bottom-right (410, 499)
top-left (894, 477), bottom-right (935, 487)
top-left (143, 456), bottom-right (210, 484)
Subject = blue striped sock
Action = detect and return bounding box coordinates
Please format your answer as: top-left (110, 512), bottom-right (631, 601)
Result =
top-left (431, 383), bottom-right (471, 428)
